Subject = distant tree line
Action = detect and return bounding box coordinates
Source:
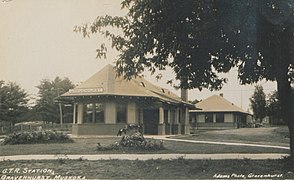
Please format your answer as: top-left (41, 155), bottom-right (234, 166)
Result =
top-left (250, 85), bottom-right (283, 125)
top-left (0, 80), bottom-right (29, 127)
top-left (0, 77), bottom-right (75, 130)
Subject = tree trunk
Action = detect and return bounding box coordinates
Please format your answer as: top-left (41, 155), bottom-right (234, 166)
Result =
top-left (276, 71), bottom-right (294, 168)
top-left (289, 121), bottom-right (294, 168)
top-left (289, 92), bottom-right (294, 168)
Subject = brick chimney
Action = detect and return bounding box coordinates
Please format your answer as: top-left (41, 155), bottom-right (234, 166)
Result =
top-left (181, 89), bottom-right (188, 102)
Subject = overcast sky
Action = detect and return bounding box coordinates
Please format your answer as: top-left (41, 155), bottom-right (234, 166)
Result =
top-left (0, 0), bottom-right (276, 111)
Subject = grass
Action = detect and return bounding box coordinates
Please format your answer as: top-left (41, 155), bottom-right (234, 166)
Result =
top-left (0, 126), bottom-right (291, 179)
top-left (180, 126), bottom-right (290, 146)
top-left (0, 126), bottom-right (290, 155)
top-left (0, 136), bottom-right (289, 156)
top-left (0, 158), bottom-right (293, 179)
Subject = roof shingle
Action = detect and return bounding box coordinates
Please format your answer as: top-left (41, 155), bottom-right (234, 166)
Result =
top-left (190, 94), bottom-right (249, 114)
top-left (62, 64), bottom-right (191, 106)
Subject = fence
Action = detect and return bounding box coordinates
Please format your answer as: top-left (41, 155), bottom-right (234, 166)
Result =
top-left (0, 123), bottom-right (72, 135)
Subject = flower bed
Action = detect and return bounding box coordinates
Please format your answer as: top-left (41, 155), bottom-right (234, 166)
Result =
top-left (3, 130), bottom-right (74, 145)
top-left (96, 132), bottom-right (165, 152)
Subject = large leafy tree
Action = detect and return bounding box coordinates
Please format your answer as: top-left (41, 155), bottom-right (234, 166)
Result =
top-left (250, 85), bottom-right (266, 123)
top-left (35, 77), bottom-right (75, 124)
top-left (75, 0), bottom-right (227, 90)
top-left (76, 0), bottom-right (294, 165)
top-left (0, 80), bottom-right (29, 126)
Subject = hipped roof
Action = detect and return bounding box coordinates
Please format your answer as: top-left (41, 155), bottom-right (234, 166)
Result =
top-left (62, 64), bottom-right (192, 107)
top-left (190, 94), bottom-right (250, 114)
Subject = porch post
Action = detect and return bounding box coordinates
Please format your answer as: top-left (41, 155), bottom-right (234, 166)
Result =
top-left (139, 108), bottom-right (144, 125)
top-left (104, 102), bottom-right (116, 124)
top-left (158, 107), bottom-right (165, 135)
top-left (183, 107), bottom-right (190, 134)
top-left (167, 109), bottom-right (171, 135)
top-left (174, 108), bottom-right (181, 134)
top-left (138, 108), bottom-right (144, 133)
top-left (92, 103), bottom-right (96, 123)
top-left (73, 103), bottom-right (76, 124)
top-left (213, 114), bottom-right (216, 123)
top-left (77, 103), bottom-right (84, 124)
top-left (127, 102), bottom-right (136, 124)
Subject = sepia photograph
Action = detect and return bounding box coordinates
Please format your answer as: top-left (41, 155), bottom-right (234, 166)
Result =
top-left (0, 0), bottom-right (293, 179)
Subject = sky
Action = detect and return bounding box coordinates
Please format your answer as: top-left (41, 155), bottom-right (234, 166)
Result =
top-left (0, 0), bottom-right (277, 111)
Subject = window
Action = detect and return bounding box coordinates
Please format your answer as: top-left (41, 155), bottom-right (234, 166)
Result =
top-left (83, 103), bottom-right (105, 123)
top-left (205, 113), bottom-right (213, 123)
top-left (95, 103), bottom-right (104, 123)
top-left (83, 104), bottom-right (93, 123)
top-left (190, 115), bottom-right (196, 123)
top-left (178, 109), bottom-right (182, 123)
top-left (138, 108), bottom-right (143, 124)
top-left (116, 102), bottom-right (127, 123)
top-left (216, 113), bottom-right (224, 123)
top-left (164, 109), bottom-right (168, 124)
top-left (171, 110), bottom-right (176, 124)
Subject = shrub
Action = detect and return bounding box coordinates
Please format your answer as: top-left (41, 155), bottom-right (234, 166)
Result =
top-left (119, 132), bottom-right (145, 147)
top-left (96, 132), bottom-right (165, 152)
top-left (2, 130), bottom-right (74, 145)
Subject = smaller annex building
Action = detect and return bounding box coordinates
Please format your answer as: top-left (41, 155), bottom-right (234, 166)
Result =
top-left (61, 64), bottom-right (194, 136)
top-left (189, 94), bottom-right (253, 130)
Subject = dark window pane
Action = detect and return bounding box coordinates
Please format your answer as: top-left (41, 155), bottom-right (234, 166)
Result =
top-left (164, 109), bottom-right (168, 124)
top-left (83, 104), bottom-right (93, 123)
top-left (216, 113), bottom-right (224, 123)
top-left (95, 103), bottom-right (104, 123)
top-left (117, 102), bottom-right (127, 123)
top-left (205, 113), bottom-right (213, 123)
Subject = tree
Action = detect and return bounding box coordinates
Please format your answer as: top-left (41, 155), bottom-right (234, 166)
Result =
top-left (250, 85), bottom-right (266, 123)
top-left (35, 77), bottom-right (75, 124)
top-left (75, 0), bottom-right (228, 90)
top-left (76, 0), bottom-right (294, 165)
top-left (0, 80), bottom-right (29, 126)
top-left (266, 91), bottom-right (283, 125)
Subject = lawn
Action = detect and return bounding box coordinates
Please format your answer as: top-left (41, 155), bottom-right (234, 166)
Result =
top-left (0, 136), bottom-right (289, 156)
top-left (0, 158), bottom-right (293, 179)
top-left (178, 126), bottom-right (289, 146)
top-left (0, 126), bottom-right (290, 155)
top-left (0, 126), bottom-right (291, 179)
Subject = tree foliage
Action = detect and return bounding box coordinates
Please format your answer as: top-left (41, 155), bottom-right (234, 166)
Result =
top-left (266, 90), bottom-right (283, 124)
top-left (75, 0), bottom-right (231, 90)
top-left (0, 80), bottom-right (29, 125)
top-left (35, 77), bottom-right (75, 123)
top-left (76, 0), bottom-right (293, 88)
top-left (250, 85), bottom-right (266, 122)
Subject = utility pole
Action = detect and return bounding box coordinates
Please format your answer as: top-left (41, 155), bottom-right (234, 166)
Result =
top-left (57, 88), bottom-right (63, 127)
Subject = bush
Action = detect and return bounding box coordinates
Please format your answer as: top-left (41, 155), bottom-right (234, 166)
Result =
top-left (96, 132), bottom-right (165, 152)
top-left (2, 130), bottom-right (74, 145)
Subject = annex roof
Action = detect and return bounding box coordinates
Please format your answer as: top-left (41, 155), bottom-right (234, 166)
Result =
top-left (190, 94), bottom-right (250, 114)
top-left (62, 64), bottom-right (192, 106)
